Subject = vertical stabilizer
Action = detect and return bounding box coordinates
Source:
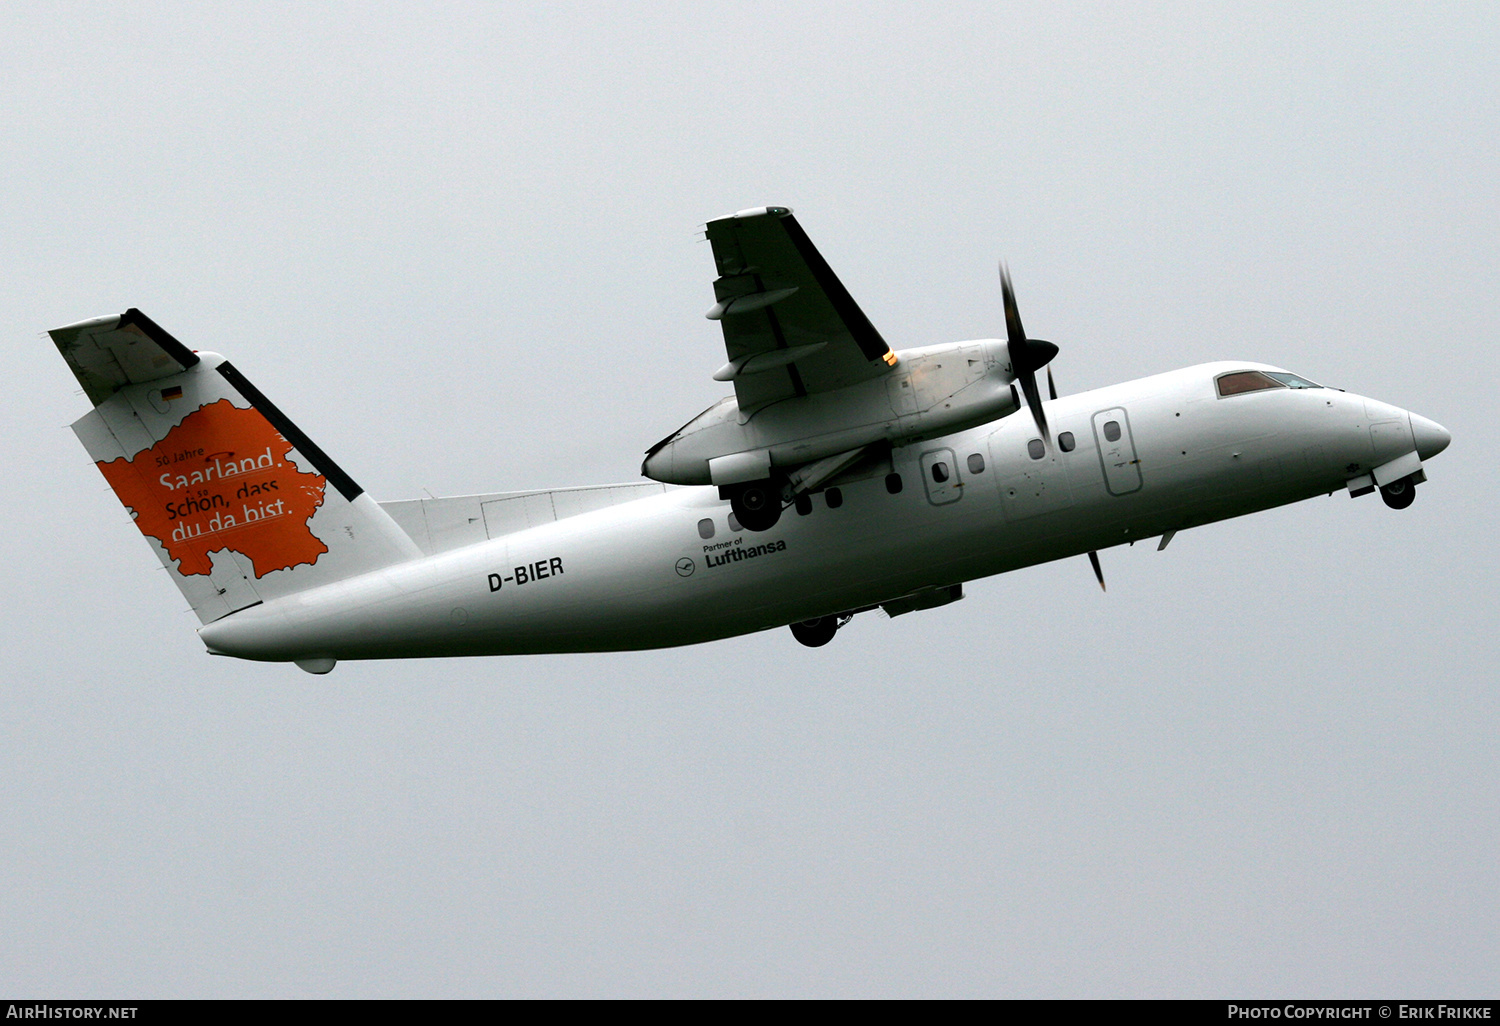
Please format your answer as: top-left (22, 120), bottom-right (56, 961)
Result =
top-left (51, 310), bottom-right (422, 623)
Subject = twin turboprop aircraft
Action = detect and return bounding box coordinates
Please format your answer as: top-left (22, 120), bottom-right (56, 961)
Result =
top-left (50, 206), bottom-right (1450, 672)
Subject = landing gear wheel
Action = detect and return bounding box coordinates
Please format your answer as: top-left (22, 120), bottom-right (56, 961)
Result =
top-left (790, 617), bottom-right (839, 647)
top-left (730, 481), bottom-right (783, 532)
top-left (1381, 475), bottom-right (1416, 510)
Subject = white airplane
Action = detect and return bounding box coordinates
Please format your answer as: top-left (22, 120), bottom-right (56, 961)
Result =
top-left (50, 206), bottom-right (1450, 673)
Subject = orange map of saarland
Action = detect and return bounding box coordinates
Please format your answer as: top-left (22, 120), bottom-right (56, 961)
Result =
top-left (96, 399), bottom-right (329, 578)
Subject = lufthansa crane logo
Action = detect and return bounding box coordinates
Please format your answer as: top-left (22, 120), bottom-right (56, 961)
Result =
top-left (675, 558), bottom-right (695, 577)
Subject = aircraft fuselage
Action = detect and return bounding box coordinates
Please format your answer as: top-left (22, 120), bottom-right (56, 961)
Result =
top-left (196, 360), bottom-right (1446, 664)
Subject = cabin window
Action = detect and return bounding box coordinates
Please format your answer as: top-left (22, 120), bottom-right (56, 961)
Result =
top-left (885, 472), bottom-right (903, 494)
top-left (1216, 370), bottom-right (1286, 397)
top-left (728, 513), bottom-right (743, 532)
top-left (1266, 371), bottom-right (1322, 389)
top-left (1103, 420), bottom-right (1121, 442)
top-left (697, 518), bottom-right (715, 539)
top-left (1058, 431), bottom-right (1076, 452)
top-left (967, 453), bottom-right (985, 474)
top-left (825, 487), bottom-right (844, 509)
top-left (931, 461), bottom-right (950, 483)
top-left (795, 494), bottom-right (813, 516)
top-left (1027, 438), bottom-right (1045, 460)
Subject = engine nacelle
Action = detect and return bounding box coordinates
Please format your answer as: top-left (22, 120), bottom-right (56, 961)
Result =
top-left (642, 339), bottom-right (1021, 486)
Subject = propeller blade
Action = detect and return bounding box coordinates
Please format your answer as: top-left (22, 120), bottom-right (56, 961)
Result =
top-left (1000, 263), bottom-right (1057, 445)
top-left (1047, 367), bottom-right (1058, 402)
top-left (1018, 368), bottom-right (1050, 442)
top-left (1088, 550), bottom-right (1106, 591)
top-left (1000, 262), bottom-right (1027, 348)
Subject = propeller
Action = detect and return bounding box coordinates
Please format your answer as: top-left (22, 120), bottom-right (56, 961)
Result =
top-left (1000, 263), bottom-right (1059, 446)
top-left (1033, 324), bottom-right (1106, 592)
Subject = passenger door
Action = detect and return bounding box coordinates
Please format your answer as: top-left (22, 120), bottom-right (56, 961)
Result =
top-left (1092, 407), bottom-right (1142, 495)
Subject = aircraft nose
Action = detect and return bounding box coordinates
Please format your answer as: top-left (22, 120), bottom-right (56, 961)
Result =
top-left (1409, 413), bottom-right (1451, 460)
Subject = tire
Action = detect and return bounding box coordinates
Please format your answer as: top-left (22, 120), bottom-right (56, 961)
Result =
top-left (790, 617), bottom-right (838, 647)
top-left (1381, 476), bottom-right (1416, 510)
top-left (731, 482), bottom-right (782, 531)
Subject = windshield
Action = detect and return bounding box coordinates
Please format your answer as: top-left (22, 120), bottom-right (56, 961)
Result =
top-left (1216, 370), bottom-right (1282, 396)
top-left (1266, 371), bottom-right (1322, 389)
top-left (1216, 369), bottom-right (1324, 397)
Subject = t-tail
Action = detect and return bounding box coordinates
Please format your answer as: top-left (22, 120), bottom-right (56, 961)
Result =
top-left (50, 310), bottom-right (422, 625)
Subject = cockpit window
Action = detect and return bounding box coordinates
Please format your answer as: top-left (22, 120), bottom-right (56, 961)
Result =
top-left (1266, 371), bottom-right (1322, 389)
top-left (1216, 370), bottom-right (1285, 397)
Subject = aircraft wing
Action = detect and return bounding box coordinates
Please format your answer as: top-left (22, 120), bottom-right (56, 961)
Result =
top-left (705, 207), bottom-right (897, 415)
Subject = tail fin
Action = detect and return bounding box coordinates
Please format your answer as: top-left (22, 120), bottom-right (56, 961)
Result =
top-left (51, 309), bottom-right (421, 623)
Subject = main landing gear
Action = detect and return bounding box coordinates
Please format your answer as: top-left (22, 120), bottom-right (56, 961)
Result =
top-left (1381, 474), bottom-right (1417, 510)
top-left (789, 613), bottom-right (854, 648)
top-left (728, 479), bottom-right (783, 531)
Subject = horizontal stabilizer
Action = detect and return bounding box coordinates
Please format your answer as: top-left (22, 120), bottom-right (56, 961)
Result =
top-left (50, 309), bottom-right (200, 406)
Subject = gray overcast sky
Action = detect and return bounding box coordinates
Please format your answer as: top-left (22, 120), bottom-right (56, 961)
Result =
top-left (2, 1), bottom-right (1496, 998)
